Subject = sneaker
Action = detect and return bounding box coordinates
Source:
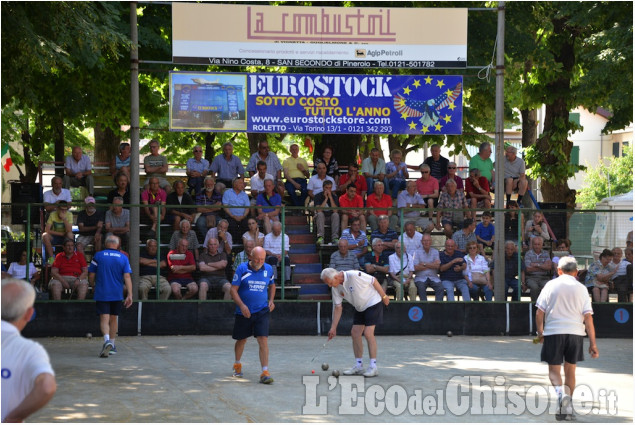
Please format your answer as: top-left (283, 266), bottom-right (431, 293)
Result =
top-left (560, 395), bottom-right (575, 421)
top-left (332, 238), bottom-right (339, 245)
top-left (316, 236), bottom-right (324, 245)
top-left (343, 364), bottom-right (365, 375)
top-left (109, 345), bottom-right (117, 355)
top-left (99, 341), bottom-right (113, 358)
top-left (363, 365), bottom-right (378, 377)
top-left (232, 363), bottom-right (243, 378)
top-left (47, 256), bottom-right (55, 265)
top-left (259, 370), bottom-right (274, 384)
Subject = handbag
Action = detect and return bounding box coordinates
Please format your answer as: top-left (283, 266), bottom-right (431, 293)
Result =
top-left (471, 271), bottom-right (489, 286)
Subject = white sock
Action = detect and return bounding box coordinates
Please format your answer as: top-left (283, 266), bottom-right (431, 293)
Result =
top-left (262, 366), bottom-right (268, 372)
top-left (370, 358), bottom-right (377, 368)
top-left (111, 338), bottom-right (115, 345)
top-left (356, 358), bottom-right (363, 367)
top-left (555, 386), bottom-right (563, 399)
top-left (104, 334), bottom-right (110, 342)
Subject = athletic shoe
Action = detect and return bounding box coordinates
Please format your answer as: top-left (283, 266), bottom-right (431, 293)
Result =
top-left (99, 341), bottom-right (113, 358)
top-left (343, 364), bottom-right (365, 375)
top-left (316, 236), bottom-right (324, 245)
top-left (561, 395), bottom-right (575, 421)
top-left (260, 370), bottom-right (274, 384)
top-left (232, 363), bottom-right (243, 378)
top-left (109, 345), bottom-right (117, 355)
top-left (332, 238), bottom-right (339, 245)
top-left (47, 256), bottom-right (55, 265)
top-left (363, 365), bottom-right (378, 377)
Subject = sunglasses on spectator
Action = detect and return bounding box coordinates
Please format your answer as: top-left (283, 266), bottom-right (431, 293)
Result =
top-left (193, 149), bottom-right (202, 152)
top-left (448, 167), bottom-right (456, 169)
top-left (422, 171), bottom-right (430, 174)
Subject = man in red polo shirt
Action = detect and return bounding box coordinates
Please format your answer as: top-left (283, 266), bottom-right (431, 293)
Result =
top-left (167, 238), bottom-right (198, 300)
top-left (366, 181), bottom-right (398, 232)
top-left (339, 185), bottom-right (366, 232)
top-left (49, 238), bottom-right (89, 300)
top-left (338, 163), bottom-right (367, 198)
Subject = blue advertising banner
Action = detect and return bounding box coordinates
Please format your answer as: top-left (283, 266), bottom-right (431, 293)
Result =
top-left (170, 72), bottom-right (462, 135)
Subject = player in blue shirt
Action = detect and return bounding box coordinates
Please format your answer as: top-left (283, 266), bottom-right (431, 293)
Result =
top-left (230, 246), bottom-right (276, 384)
top-left (88, 235), bottom-right (132, 358)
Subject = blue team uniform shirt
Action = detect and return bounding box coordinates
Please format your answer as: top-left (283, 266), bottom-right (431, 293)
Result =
top-left (475, 222), bottom-right (495, 242)
top-left (232, 262), bottom-right (275, 315)
top-left (88, 249), bottom-right (132, 301)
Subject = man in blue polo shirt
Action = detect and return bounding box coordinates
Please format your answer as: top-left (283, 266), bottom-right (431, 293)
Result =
top-left (230, 246), bottom-right (276, 384)
top-left (88, 234), bottom-right (133, 358)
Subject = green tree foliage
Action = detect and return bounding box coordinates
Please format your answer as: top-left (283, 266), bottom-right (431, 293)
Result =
top-left (577, 145), bottom-right (633, 209)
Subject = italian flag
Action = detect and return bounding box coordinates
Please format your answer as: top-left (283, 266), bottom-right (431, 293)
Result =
top-left (1, 143), bottom-right (13, 172)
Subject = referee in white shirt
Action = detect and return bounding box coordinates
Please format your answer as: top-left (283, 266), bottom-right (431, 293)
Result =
top-left (321, 268), bottom-right (390, 378)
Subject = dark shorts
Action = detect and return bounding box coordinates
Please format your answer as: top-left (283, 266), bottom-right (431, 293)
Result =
top-left (170, 278), bottom-right (195, 287)
top-left (51, 235), bottom-right (66, 246)
top-left (353, 301), bottom-right (384, 327)
top-left (541, 334), bottom-right (584, 365)
top-left (233, 307), bottom-right (270, 340)
top-left (199, 275), bottom-right (229, 288)
top-left (422, 197), bottom-right (439, 208)
top-left (96, 300), bottom-right (123, 316)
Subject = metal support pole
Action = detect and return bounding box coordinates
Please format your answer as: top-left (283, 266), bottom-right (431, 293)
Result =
top-left (130, 2), bottom-right (140, 299)
top-left (493, 1), bottom-right (506, 302)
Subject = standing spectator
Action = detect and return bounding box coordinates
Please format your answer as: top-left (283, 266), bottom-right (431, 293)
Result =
top-left (143, 139), bottom-right (171, 193)
top-left (141, 177), bottom-right (167, 237)
top-left (413, 233), bottom-right (443, 301)
top-left (339, 184), bottom-right (365, 232)
top-left (397, 180), bottom-right (434, 232)
top-left (314, 180), bottom-right (340, 245)
top-left (465, 168), bottom-right (492, 220)
top-left (535, 256), bottom-right (598, 421)
top-left (185, 145), bottom-right (209, 196)
top-left (48, 239), bottom-right (88, 300)
top-left (167, 238), bottom-right (198, 300)
top-left (370, 215), bottom-right (399, 257)
top-left (1, 279), bottom-right (56, 422)
top-left (525, 236), bottom-right (552, 302)
top-left (42, 201), bottom-right (74, 264)
top-left (203, 219), bottom-right (233, 256)
top-left (400, 221), bottom-right (423, 258)
top-left (341, 217), bottom-right (368, 267)
top-left (423, 143), bottom-right (449, 180)
top-left (490, 241), bottom-right (525, 301)
top-left (436, 180), bottom-right (469, 239)
top-left (312, 145), bottom-right (339, 187)
top-left (230, 247), bottom-right (276, 384)
top-left (283, 143), bottom-right (310, 209)
top-left (242, 218), bottom-right (265, 247)
top-left (503, 145), bottom-right (528, 205)
top-left (43, 176), bottom-right (71, 212)
top-left (109, 142), bottom-right (131, 182)
top-left (76, 196), bottom-right (104, 255)
top-left (138, 239), bottom-right (170, 300)
top-left (416, 164), bottom-right (439, 221)
top-left (166, 180), bottom-right (195, 231)
top-left (468, 142), bottom-right (494, 184)
top-left (263, 221), bottom-right (290, 282)
top-left (475, 210), bottom-right (495, 254)
top-left (338, 163), bottom-right (367, 198)
top-left (366, 182), bottom-right (397, 232)
top-left (321, 268), bottom-right (390, 378)
top-left (439, 162), bottom-right (464, 192)
top-left (585, 249), bottom-right (617, 303)
top-left (504, 201), bottom-right (523, 242)
top-left (107, 172), bottom-right (130, 206)
top-left (439, 239), bottom-right (469, 302)
top-left (525, 211), bottom-right (550, 244)
top-left (247, 140), bottom-right (284, 196)
top-left (6, 250), bottom-right (40, 286)
top-left (222, 177), bottom-right (250, 242)
top-left (210, 142), bottom-right (245, 189)
top-left (105, 197), bottom-right (130, 250)
top-left (233, 239), bottom-right (255, 272)
top-left (198, 238), bottom-right (231, 300)
top-left (452, 219), bottom-right (477, 253)
top-left (464, 241), bottom-right (493, 301)
top-left (361, 147), bottom-right (386, 193)
top-left (388, 241), bottom-right (416, 300)
top-left (195, 176), bottom-right (223, 239)
top-left (362, 238), bottom-right (390, 286)
top-left (63, 146), bottom-right (94, 196)
top-left (168, 220), bottom-right (200, 262)
top-left (256, 179), bottom-right (282, 234)
top-left (307, 162), bottom-right (335, 200)
top-left (88, 235), bottom-right (133, 357)
top-left (329, 238), bottom-right (360, 271)
top-left (385, 149), bottom-right (409, 199)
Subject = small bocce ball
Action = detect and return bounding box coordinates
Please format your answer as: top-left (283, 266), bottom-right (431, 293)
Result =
top-left (332, 370), bottom-right (340, 377)
top-left (311, 370), bottom-right (315, 374)
top-left (447, 331), bottom-right (453, 337)
top-left (86, 333), bottom-right (92, 339)
top-left (321, 363), bottom-right (329, 371)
